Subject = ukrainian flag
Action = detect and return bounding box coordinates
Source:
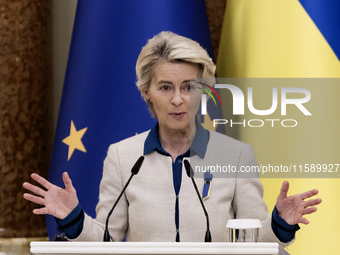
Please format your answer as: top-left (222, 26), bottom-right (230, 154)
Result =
top-left (217, 0), bottom-right (340, 254)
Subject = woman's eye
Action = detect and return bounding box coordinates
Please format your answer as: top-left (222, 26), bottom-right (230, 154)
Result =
top-left (183, 84), bottom-right (193, 92)
top-left (160, 85), bottom-right (171, 91)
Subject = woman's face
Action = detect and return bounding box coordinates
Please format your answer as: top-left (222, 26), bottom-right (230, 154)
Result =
top-left (144, 61), bottom-right (202, 134)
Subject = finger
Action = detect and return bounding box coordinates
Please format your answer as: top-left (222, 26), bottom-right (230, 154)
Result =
top-left (300, 189), bottom-right (319, 200)
top-left (23, 182), bottom-right (46, 197)
top-left (303, 207), bottom-right (317, 215)
top-left (23, 193), bottom-right (45, 205)
top-left (298, 217), bottom-right (309, 225)
top-left (278, 180), bottom-right (289, 199)
top-left (31, 173), bottom-right (53, 190)
top-left (62, 172), bottom-right (74, 191)
top-left (303, 198), bottom-right (322, 207)
top-left (32, 207), bottom-right (50, 215)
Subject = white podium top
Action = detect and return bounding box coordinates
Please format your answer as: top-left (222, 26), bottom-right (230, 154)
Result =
top-left (30, 242), bottom-right (278, 255)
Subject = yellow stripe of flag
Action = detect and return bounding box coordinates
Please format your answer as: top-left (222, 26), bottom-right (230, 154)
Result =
top-left (217, 0), bottom-right (340, 254)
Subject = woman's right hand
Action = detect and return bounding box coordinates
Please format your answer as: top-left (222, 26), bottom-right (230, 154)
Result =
top-left (23, 172), bottom-right (79, 220)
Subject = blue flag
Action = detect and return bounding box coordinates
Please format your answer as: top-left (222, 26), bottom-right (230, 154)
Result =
top-left (47, 0), bottom-right (214, 239)
top-left (299, 0), bottom-right (340, 61)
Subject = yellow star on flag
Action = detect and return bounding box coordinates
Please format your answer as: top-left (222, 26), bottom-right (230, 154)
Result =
top-left (62, 120), bottom-right (88, 161)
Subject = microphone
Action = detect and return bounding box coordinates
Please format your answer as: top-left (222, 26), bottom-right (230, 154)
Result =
top-left (183, 159), bottom-right (212, 242)
top-left (103, 156), bottom-right (145, 241)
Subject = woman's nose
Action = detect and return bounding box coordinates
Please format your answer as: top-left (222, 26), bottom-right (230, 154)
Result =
top-left (170, 90), bottom-right (184, 106)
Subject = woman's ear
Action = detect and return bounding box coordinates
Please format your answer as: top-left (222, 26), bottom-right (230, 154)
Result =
top-left (143, 90), bottom-right (149, 101)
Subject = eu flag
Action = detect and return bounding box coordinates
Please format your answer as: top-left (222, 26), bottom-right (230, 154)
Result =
top-left (47, 0), bottom-right (213, 239)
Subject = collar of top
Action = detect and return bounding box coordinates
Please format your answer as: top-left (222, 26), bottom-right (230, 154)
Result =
top-left (143, 119), bottom-right (210, 159)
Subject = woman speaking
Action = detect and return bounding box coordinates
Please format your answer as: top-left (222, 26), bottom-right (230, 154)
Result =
top-left (23, 31), bottom-right (321, 246)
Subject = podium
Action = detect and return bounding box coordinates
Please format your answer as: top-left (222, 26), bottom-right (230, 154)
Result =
top-left (30, 242), bottom-right (279, 255)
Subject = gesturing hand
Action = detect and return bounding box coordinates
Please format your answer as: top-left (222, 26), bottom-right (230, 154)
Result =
top-left (23, 172), bottom-right (79, 220)
top-left (276, 180), bottom-right (322, 225)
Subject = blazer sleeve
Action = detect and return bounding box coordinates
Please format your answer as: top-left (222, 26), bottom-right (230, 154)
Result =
top-left (232, 144), bottom-right (295, 247)
top-left (73, 143), bottom-right (128, 241)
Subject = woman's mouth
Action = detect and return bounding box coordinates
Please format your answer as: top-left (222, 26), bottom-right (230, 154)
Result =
top-left (169, 112), bottom-right (186, 119)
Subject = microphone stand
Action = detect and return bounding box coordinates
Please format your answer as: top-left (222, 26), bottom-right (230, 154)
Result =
top-left (103, 156), bottom-right (144, 241)
top-left (184, 159), bottom-right (212, 242)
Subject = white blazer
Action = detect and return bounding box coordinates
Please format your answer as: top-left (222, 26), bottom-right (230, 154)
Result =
top-left (74, 130), bottom-right (293, 247)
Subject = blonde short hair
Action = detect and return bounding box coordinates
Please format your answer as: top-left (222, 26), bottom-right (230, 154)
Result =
top-left (136, 31), bottom-right (216, 117)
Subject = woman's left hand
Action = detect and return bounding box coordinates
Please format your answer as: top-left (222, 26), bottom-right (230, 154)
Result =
top-left (275, 180), bottom-right (322, 225)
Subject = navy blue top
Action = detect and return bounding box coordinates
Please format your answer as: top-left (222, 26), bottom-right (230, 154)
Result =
top-left (56, 123), bottom-right (299, 242)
